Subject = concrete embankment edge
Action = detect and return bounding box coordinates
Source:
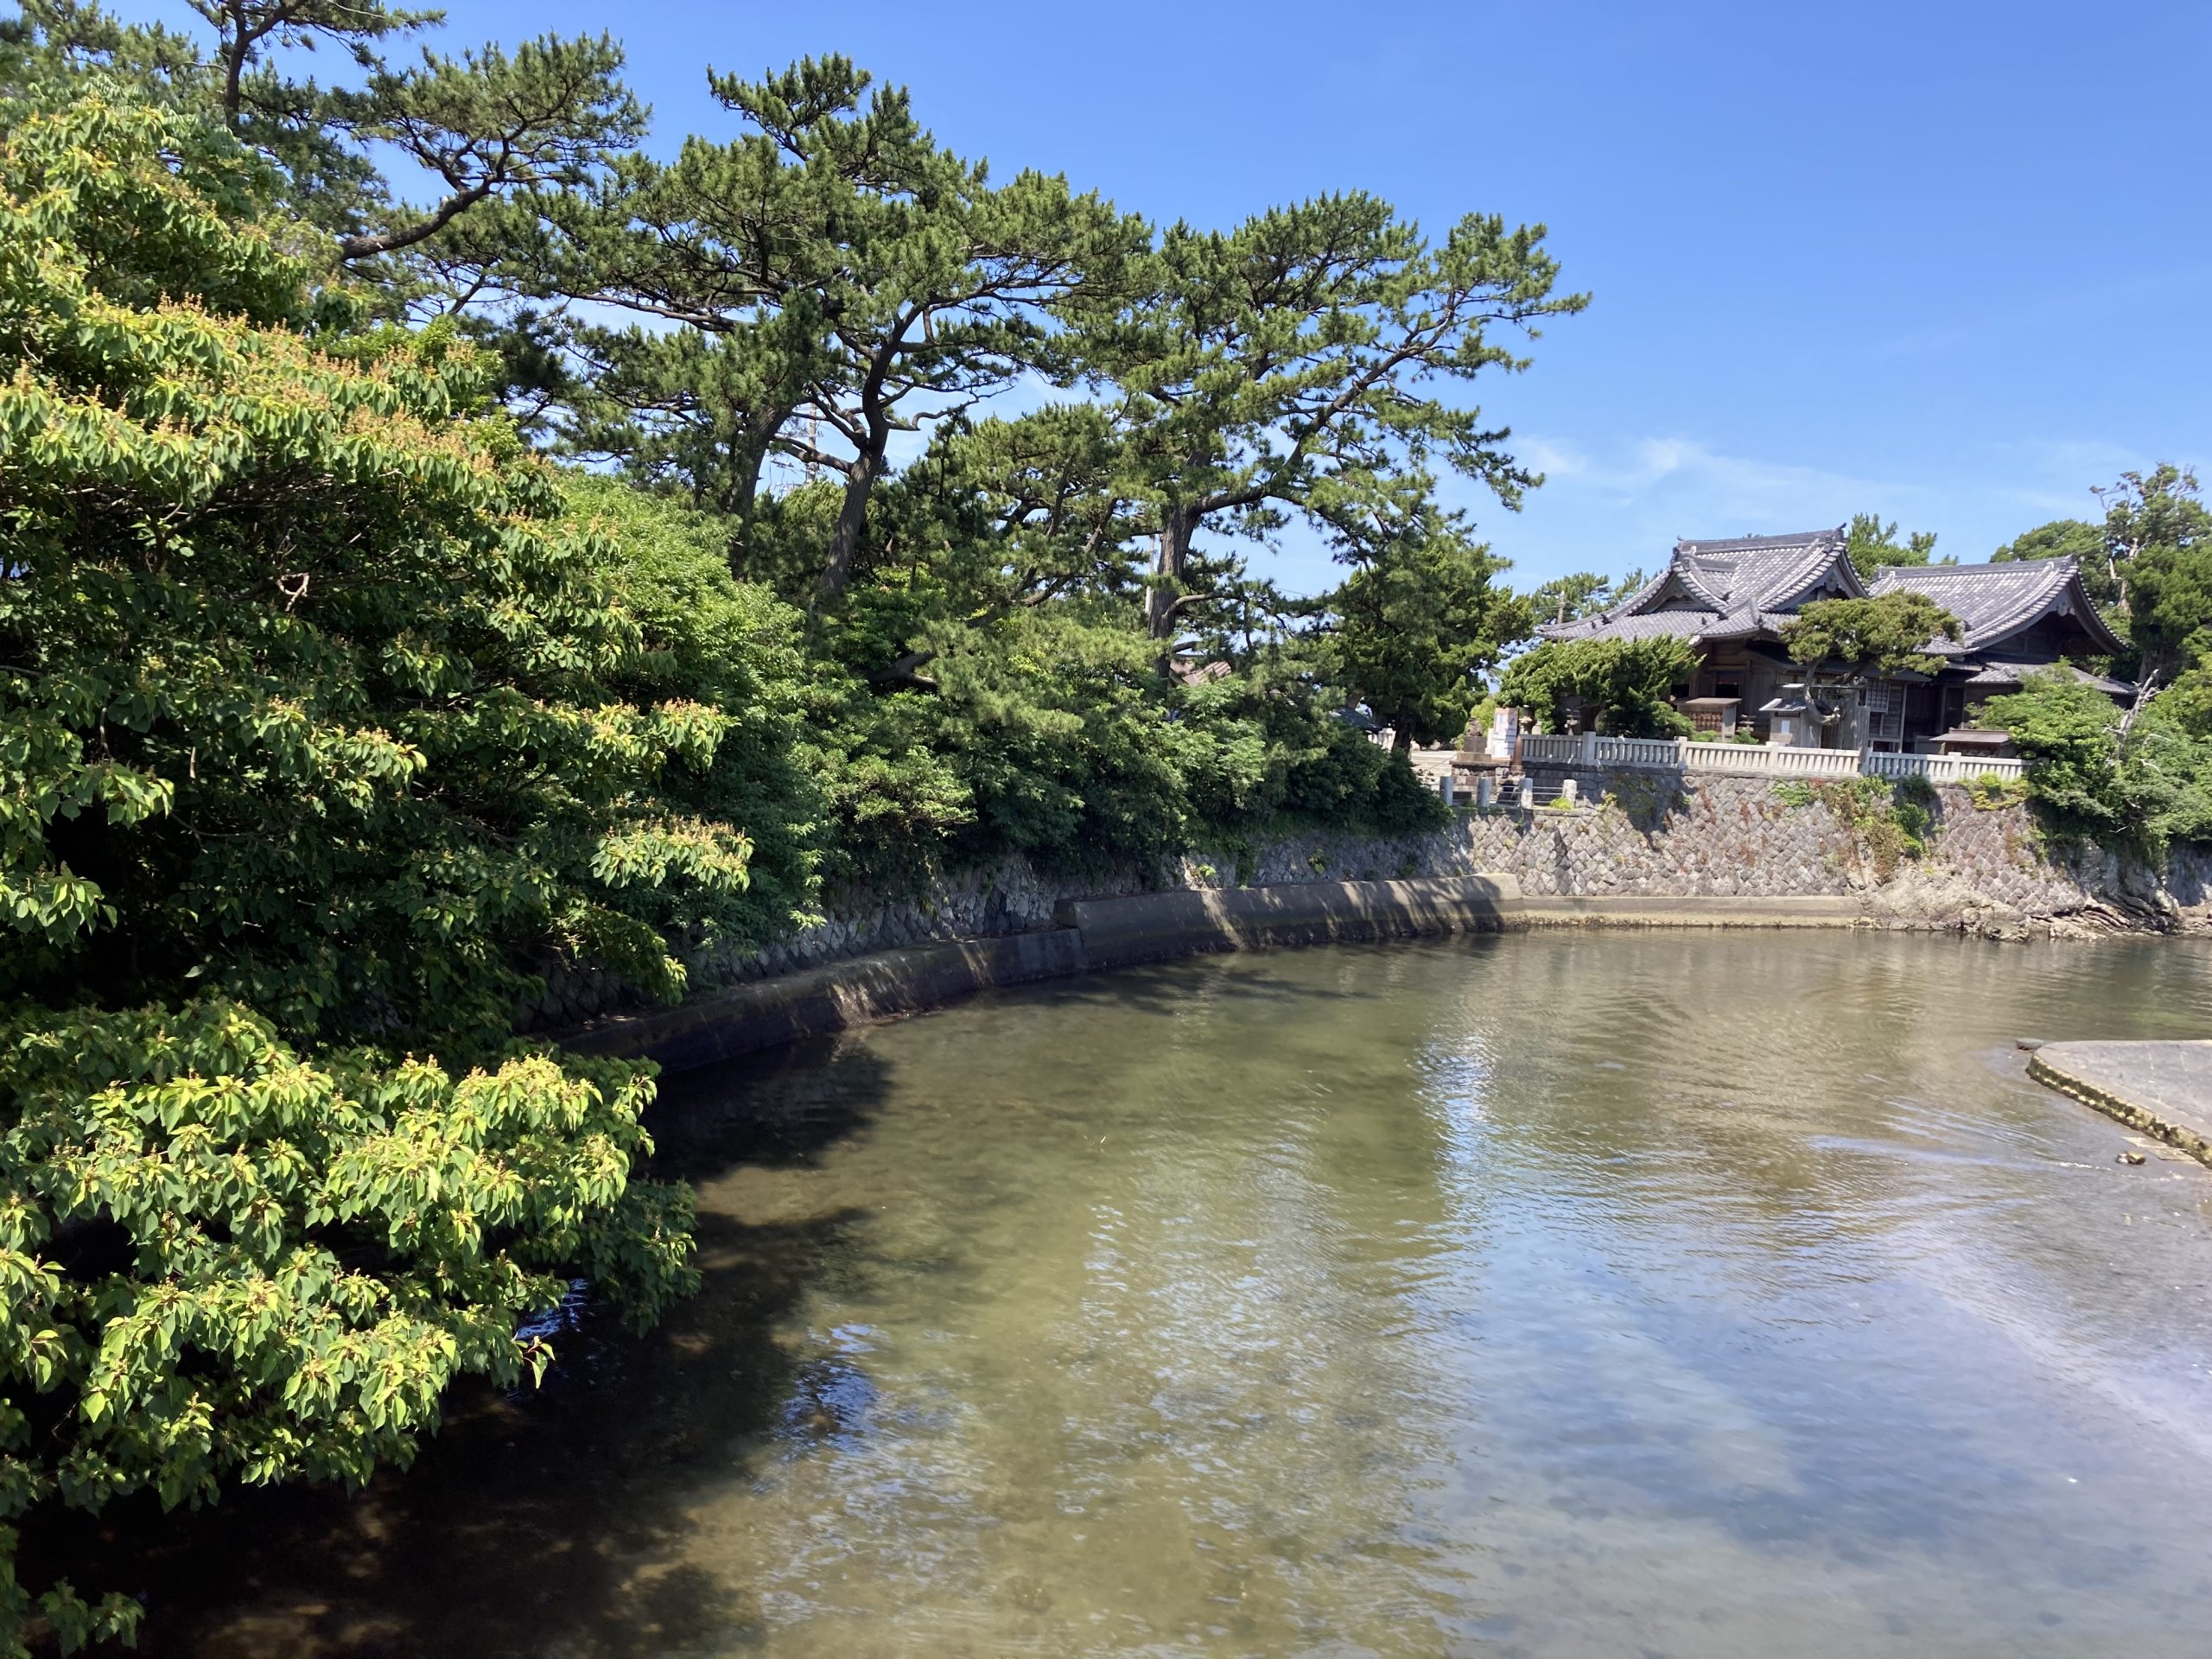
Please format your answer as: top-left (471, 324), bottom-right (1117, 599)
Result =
top-left (2029, 1040), bottom-right (2212, 1168)
top-left (569, 875), bottom-right (1522, 1072)
top-left (1519, 894), bottom-right (1866, 929)
top-left (566, 882), bottom-right (1904, 1074)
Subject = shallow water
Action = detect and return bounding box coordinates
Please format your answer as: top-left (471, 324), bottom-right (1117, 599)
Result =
top-left (124, 932), bottom-right (2212, 1656)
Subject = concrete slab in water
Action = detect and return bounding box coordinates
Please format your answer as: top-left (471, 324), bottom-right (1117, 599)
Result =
top-left (2030, 1039), bottom-right (2212, 1166)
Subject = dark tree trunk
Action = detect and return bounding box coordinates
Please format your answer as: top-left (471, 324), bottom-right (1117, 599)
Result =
top-left (222, 45), bottom-right (245, 124)
top-left (816, 448), bottom-right (882, 599)
top-left (1143, 507), bottom-right (1197, 641)
top-left (717, 416), bottom-right (785, 576)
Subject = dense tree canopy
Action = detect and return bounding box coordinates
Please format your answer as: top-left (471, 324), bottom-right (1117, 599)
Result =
top-left (0, 90), bottom-right (720, 1649)
top-left (1316, 506), bottom-right (1529, 752)
top-left (1495, 636), bottom-right (1696, 738)
top-left (1974, 469), bottom-right (2212, 845)
top-left (1781, 593), bottom-right (1961, 682)
top-left (0, 0), bottom-right (1598, 1643)
top-left (1843, 512), bottom-right (1944, 582)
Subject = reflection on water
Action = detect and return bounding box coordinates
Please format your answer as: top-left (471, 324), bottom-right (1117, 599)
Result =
top-left (112, 933), bottom-right (2212, 1656)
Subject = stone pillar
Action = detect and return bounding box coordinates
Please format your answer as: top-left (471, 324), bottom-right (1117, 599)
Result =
top-left (1475, 774), bottom-right (1495, 811)
top-left (1560, 778), bottom-right (1579, 805)
top-left (1439, 771), bottom-right (1456, 806)
top-left (1579, 730), bottom-right (1598, 766)
top-left (1517, 779), bottom-right (1535, 811)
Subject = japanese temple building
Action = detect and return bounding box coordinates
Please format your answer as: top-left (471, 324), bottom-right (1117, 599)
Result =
top-left (1536, 527), bottom-right (2130, 753)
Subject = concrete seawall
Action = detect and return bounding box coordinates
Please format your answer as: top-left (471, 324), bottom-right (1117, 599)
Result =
top-left (529, 779), bottom-right (2211, 1034)
top-left (1521, 894), bottom-right (1866, 929)
top-left (569, 875), bottom-right (1522, 1071)
top-left (2029, 1040), bottom-right (2212, 1167)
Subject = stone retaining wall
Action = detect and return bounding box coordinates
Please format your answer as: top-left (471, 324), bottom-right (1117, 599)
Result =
top-left (570, 877), bottom-right (1522, 1071)
top-left (530, 774), bottom-right (2211, 1029)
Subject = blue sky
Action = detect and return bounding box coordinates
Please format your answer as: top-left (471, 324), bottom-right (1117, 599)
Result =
top-left (115, 0), bottom-right (2212, 594)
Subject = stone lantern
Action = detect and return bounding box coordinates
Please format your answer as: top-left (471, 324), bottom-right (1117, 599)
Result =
top-left (1759, 683), bottom-right (1815, 748)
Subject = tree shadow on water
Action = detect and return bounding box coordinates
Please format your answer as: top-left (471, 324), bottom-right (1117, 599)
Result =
top-left (84, 1044), bottom-right (902, 1658)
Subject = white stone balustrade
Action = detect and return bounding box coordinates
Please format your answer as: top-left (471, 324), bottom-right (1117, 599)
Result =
top-left (1510, 732), bottom-right (2024, 785)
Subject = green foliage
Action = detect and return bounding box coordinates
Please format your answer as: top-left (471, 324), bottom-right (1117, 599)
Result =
top-left (2130, 690), bottom-right (2212, 846)
top-left (0, 97), bottom-right (749, 1047)
top-left (0, 96), bottom-right (715, 1640)
top-left (1317, 511), bottom-right (1532, 750)
top-left (2113, 466), bottom-right (2212, 685)
top-left (1843, 512), bottom-right (1944, 581)
top-left (1, 0), bottom-right (644, 291)
top-left (1964, 772), bottom-right (2030, 810)
top-left (1989, 468), bottom-right (2212, 679)
top-left (1771, 776), bottom-right (1932, 875)
top-left (0, 1000), bottom-right (694, 1649)
top-left (1781, 593), bottom-right (1961, 679)
top-left (1068, 194), bottom-right (1586, 638)
top-left (1805, 777), bottom-right (1929, 879)
top-left (1528, 568), bottom-right (1643, 626)
top-left (1981, 664), bottom-right (2212, 850)
top-left (543, 54), bottom-right (1147, 598)
top-left (1980, 671), bottom-right (2134, 841)
top-left (556, 474), bottom-right (827, 954)
top-left (1993, 518), bottom-right (2103, 571)
top-left (1496, 636), bottom-right (1695, 737)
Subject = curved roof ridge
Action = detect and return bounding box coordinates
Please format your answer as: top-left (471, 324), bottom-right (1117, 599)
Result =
top-left (1674, 526), bottom-right (1847, 557)
top-left (1869, 557), bottom-right (2120, 653)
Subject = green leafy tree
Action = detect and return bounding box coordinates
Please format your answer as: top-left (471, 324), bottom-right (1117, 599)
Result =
top-left (1993, 518), bottom-right (2104, 575)
top-left (1844, 512), bottom-right (1944, 582)
top-left (2126, 689), bottom-right (2212, 847)
top-left (2, 0), bottom-right (645, 292)
top-left (545, 57), bottom-right (1146, 600)
top-left (1496, 636), bottom-right (1696, 737)
top-left (2104, 465), bottom-right (2212, 687)
top-left (1068, 194), bottom-right (1586, 639)
top-left (1528, 567), bottom-right (1643, 626)
top-left (1318, 506), bottom-right (1532, 751)
top-left (1990, 468), bottom-right (2212, 670)
top-left (0, 96), bottom-right (725, 1643)
top-left (1781, 592), bottom-right (1962, 682)
top-left (556, 474), bottom-right (830, 958)
top-left (1980, 671), bottom-right (2136, 840)
top-left (1, 1002), bottom-right (693, 1654)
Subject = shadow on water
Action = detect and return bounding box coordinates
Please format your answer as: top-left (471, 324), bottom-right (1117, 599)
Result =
top-left (50, 932), bottom-right (2212, 1657)
top-left (78, 1038), bottom-right (901, 1659)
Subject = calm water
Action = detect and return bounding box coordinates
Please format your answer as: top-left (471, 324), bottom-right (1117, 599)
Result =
top-left (120, 932), bottom-right (2212, 1657)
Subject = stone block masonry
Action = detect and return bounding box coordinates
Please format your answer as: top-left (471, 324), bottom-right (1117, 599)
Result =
top-left (531, 774), bottom-right (2212, 1032)
top-left (569, 877), bottom-right (1524, 1071)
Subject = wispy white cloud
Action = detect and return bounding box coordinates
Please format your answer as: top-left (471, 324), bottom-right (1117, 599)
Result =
top-left (1510, 434), bottom-right (1902, 528)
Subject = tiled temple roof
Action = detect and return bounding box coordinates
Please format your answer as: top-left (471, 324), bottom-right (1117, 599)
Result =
top-left (1541, 528), bottom-right (1855, 644)
top-left (1869, 557), bottom-right (2126, 655)
top-left (1539, 529), bottom-right (2126, 683)
top-left (1670, 528), bottom-right (1859, 613)
top-left (1963, 661), bottom-right (2135, 696)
